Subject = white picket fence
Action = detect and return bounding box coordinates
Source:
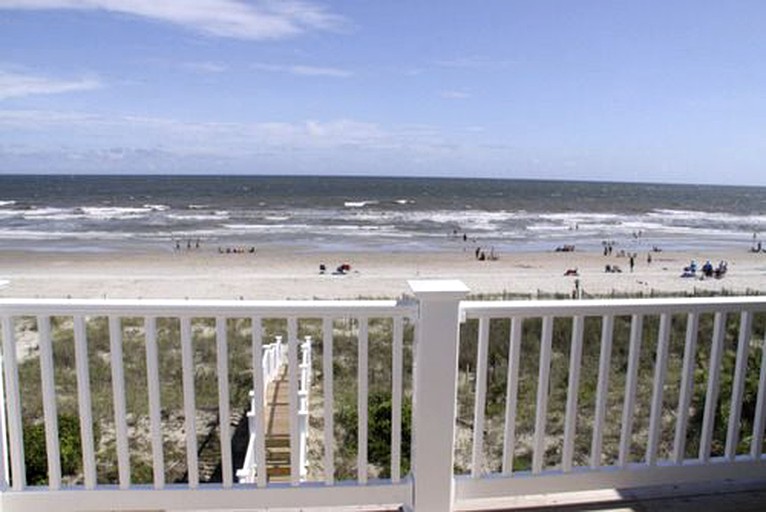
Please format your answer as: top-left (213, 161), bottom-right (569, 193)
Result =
top-left (1, 281), bottom-right (766, 511)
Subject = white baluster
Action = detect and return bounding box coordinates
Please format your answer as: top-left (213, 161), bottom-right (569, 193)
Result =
top-left (109, 316), bottom-right (130, 488)
top-left (38, 315), bottom-right (61, 489)
top-left (144, 316), bottom-right (164, 489)
top-left (591, 315), bottom-right (614, 469)
top-left (726, 311), bottom-right (752, 459)
top-left (532, 316), bottom-right (554, 474)
top-left (1, 316), bottom-right (24, 490)
top-left (619, 314), bottom-right (644, 467)
top-left (252, 318), bottom-right (266, 487)
top-left (358, 318), bottom-right (369, 484)
top-left (471, 316), bottom-right (490, 477)
top-left (322, 317), bottom-right (335, 485)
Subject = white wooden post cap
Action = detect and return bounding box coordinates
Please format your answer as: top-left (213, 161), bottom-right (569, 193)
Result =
top-left (408, 279), bottom-right (470, 299)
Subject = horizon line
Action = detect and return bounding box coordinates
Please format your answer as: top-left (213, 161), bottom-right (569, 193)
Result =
top-left (0, 172), bottom-right (763, 190)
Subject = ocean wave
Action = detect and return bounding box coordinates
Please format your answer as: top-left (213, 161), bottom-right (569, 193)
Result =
top-left (0, 211), bottom-right (18, 219)
top-left (650, 208), bottom-right (708, 217)
top-left (143, 204), bottom-right (170, 211)
top-left (649, 209), bottom-right (766, 225)
top-left (537, 212), bottom-right (623, 222)
top-left (0, 200), bottom-right (16, 207)
top-left (79, 206), bottom-right (154, 219)
top-left (526, 223), bottom-right (571, 232)
top-left (223, 223), bottom-right (313, 231)
top-left (21, 207), bottom-right (76, 219)
top-left (344, 200), bottom-right (379, 208)
top-left (167, 211), bottom-right (229, 221)
top-left (0, 229), bottom-right (136, 240)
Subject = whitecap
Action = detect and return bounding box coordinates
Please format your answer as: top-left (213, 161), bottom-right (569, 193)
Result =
top-left (22, 207), bottom-right (77, 219)
top-left (344, 200), bottom-right (379, 208)
top-left (79, 206), bottom-right (152, 219)
top-left (0, 229), bottom-right (136, 240)
top-left (143, 204), bottom-right (170, 211)
top-left (168, 211), bottom-right (229, 221)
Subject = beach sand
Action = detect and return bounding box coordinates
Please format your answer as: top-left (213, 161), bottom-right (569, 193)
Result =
top-left (1, 247), bottom-right (765, 300)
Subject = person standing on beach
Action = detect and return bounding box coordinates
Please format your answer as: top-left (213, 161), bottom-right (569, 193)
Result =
top-left (629, 254), bottom-right (635, 272)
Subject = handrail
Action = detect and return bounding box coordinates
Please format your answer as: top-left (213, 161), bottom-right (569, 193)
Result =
top-left (3, 283), bottom-right (766, 512)
top-left (461, 295), bottom-right (766, 318)
top-left (238, 336), bottom-right (287, 484)
top-left (0, 298), bottom-right (415, 318)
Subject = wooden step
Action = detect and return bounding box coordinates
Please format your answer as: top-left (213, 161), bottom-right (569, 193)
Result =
top-left (262, 364), bottom-right (293, 480)
top-left (266, 436), bottom-right (290, 448)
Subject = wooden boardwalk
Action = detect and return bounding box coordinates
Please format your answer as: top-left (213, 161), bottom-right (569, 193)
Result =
top-left (264, 365), bottom-right (291, 482)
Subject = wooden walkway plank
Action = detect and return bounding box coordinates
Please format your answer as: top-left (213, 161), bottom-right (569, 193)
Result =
top-left (265, 365), bottom-right (292, 482)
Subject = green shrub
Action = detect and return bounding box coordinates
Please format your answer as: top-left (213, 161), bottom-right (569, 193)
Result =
top-left (24, 414), bottom-right (88, 486)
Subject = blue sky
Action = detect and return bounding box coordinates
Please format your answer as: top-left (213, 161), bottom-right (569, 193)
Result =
top-left (1, 1), bottom-right (765, 185)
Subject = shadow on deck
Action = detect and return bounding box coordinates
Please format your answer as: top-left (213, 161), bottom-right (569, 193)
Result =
top-left (462, 478), bottom-right (766, 511)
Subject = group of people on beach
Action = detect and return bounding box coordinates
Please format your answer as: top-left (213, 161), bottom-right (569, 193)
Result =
top-left (173, 236), bottom-right (258, 255)
top-left (218, 246), bottom-right (256, 255)
top-left (474, 246), bottom-right (497, 261)
top-left (681, 259), bottom-right (728, 279)
top-left (174, 237), bottom-right (201, 251)
top-left (319, 263), bottom-right (352, 275)
top-left (450, 228), bottom-right (499, 262)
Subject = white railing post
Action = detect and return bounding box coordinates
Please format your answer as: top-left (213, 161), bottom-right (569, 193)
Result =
top-left (0, 329), bottom-right (7, 492)
top-left (409, 280), bottom-right (469, 512)
top-left (298, 336), bottom-right (312, 479)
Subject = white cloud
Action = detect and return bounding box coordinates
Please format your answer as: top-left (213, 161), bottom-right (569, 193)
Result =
top-left (252, 62), bottom-right (353, 78)
top-left (0, 109), bottom-right (526, 175)
top-left (181, 61), bottom-right (228, 74)
top-left (0, 69), bottom-right (102, 100)
top-left (289, 65), bottom-right (352, 77)
top-left (0, 109), bottom-right (387, 152)
top-left (0, 109), bottom-right (454, 160)
top-left (440, 90), bottom-right (471, 100)
top-left (0, 0), bottom-right (347, 40)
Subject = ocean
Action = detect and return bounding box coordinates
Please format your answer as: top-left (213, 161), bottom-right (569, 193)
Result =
top-left (0, 175), bottom-right (764, 254)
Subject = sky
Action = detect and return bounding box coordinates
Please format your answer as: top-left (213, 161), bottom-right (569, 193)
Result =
top-left (0, 1), bottom-right (765, 185)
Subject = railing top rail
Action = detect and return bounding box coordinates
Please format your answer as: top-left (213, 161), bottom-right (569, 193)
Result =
top-left (461, 295), bottom-right (766, 318)
top-left (0, 298), bottom-right (416, 318)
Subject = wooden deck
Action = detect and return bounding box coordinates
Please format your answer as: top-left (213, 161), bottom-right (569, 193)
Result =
top-left (265, 365), bottom-right (291, 482)
top-left (458, 478), bottom-right (766, 511)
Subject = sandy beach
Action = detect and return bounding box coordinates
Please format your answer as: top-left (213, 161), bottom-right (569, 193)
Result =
top-left (1, 246), bottom-right (765, 300)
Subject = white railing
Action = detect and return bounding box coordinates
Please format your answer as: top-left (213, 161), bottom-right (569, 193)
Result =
top-left (236, 335), bottom-right (285, 484)
top-left (1, 285), bottom-right (766, 511)
top-left (298, 335), bottom-right (312, 479)
top-left (0, 298), bottom-right (415, 512)
top-left (454, 295), bottom-right (766, 510)
top-left (237, 334), bottom-right (310, 484)
top-left (262, 335), bottom-right (285, 387)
